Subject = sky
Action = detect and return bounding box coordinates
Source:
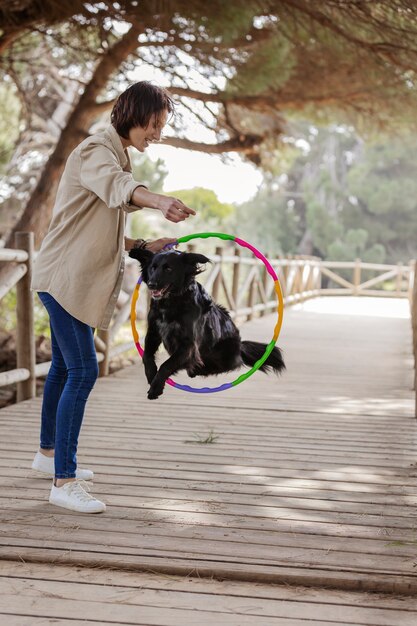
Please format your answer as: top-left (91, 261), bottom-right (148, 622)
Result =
top-left (146, 144), bottom-right (263, 204)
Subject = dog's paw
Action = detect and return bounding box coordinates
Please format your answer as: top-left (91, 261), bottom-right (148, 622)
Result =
top-left (148, 389), bottom-right (162, 400)
top-left (147, 383), bottom-right (164, 400)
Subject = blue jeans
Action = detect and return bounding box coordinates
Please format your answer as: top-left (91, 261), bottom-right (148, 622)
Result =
top-left (37, 292), bottom-right (98, 478)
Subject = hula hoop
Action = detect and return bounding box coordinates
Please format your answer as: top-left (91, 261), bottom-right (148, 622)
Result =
top-left (130, 232), bottom-right (284, 393)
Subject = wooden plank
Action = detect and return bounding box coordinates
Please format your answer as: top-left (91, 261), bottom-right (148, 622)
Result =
top-left (9, 454), bottom-right (413, 487)
top-left (1, 515), bottom-right (417, 571)
top-left (1, 558), bottom-right (416, 608)
top-left (5, 450), bottom-right (416, 486)
top-left (2, 436), bottom-right (416, 464)
top-left (1, 544), bottom-right (417, 596)
top-left (1, 503), bottom-right (416, 549)
top-left (0, 263), bottom-right (27, 300)
top-left (320, 266), bottom-right (354, 290)
top-left (0, 368), bottom-right (29, 387)
top-left (2, 477), bottom-right (417, 517)
top-left (4, 467), bottom-right (417, 501)
top-left (0, 594), bottom-right (319, 626)
top-left (0, 495), bottom-right (416, 539)
top-left (0, 248), bottom-right (28, 262)
top-left (358, 268), bottom-right (398, 291)
top-left (3, 419), bottom-right (414, 455)
top-left (0, 565), bottom-right (416, 626)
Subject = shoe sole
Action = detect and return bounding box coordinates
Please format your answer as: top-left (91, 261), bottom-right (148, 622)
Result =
top-left (49, 497), bottom-right (106, 514)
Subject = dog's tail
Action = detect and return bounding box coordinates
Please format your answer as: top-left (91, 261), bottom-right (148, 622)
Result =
top-left (241, 341), bottom-right (286, 375)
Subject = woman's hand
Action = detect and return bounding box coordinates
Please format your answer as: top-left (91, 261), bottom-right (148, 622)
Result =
top-left (131, 187), bottom-right (196, 223)
top-left (157, 196), bottom-right (196, 223)
top-left (145, 238), bottom-right (178, 253)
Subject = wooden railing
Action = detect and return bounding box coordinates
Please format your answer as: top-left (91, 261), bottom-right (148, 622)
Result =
top-left (320, 258), bottom-right (412, 298)
top-left (0, 232), bottom-right (35, 401)
top-left (0, 232), bottom-right (414, 404)
top-left (0, 232), bottom-right (138, 394)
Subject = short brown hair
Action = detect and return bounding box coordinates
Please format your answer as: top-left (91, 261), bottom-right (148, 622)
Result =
top-left (111, 81), bottom-right (174, 138)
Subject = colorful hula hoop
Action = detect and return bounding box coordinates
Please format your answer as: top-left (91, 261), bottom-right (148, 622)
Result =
top-left (130, 232), bottom-right (284, 394)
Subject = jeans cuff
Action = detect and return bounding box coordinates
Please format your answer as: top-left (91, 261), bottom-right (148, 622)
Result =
top-left (54, 473), bottom-right (76, 479)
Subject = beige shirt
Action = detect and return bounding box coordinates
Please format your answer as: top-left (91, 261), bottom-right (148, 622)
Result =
top-left (31, 125), bottom-right (143, 329)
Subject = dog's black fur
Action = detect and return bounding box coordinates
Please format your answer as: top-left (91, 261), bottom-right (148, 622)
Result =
top-left (129, 248), bottom-right (285, 399)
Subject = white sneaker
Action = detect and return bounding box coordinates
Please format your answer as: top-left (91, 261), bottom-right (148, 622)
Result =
top-left (49, 480), bottom-right (106, 513)
top-left (31, 451), bottom-right (94, 481)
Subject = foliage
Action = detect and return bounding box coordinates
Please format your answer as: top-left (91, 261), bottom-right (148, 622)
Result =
top-left (232, 179), bottom-right (301, 256)
top-left (169, 187), bottom-right (235, 223)
top-left (2, 1), bottom-right (417, 247)
top-left (327, 230), bottom-right (386, 264)
top-left (238, 124), bottom-right (417, 263)
top-left (2, 1), bottom-right (417, 164)
top-left (129, 154), bottom-right (169, 241)
top-left (346, 139), bottom-right (417, 262)
top-left (131, 153), bottom-right (168, 194)
top-left (0, 83), bottom-right (20, 175)
top-left (0, 290), bottom-right (50, 336)
top-left (128, 155), bottom-right (235, 242)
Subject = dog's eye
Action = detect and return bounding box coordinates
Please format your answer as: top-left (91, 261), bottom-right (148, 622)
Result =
top-left (164, 266), bottom-right (172, 272)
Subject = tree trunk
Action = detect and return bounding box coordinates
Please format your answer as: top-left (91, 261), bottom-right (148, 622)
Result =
top-left (7, 24), bottom-right (142, 248)
top-left (298, 228), bottom-right (314, 256)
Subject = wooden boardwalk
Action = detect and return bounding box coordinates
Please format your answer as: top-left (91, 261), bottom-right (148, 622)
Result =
top-left (1, 296), bottom-right (417, 624)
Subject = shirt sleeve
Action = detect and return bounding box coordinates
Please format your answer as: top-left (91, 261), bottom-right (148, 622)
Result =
top-left (79, 142), bottom-right (145, 212)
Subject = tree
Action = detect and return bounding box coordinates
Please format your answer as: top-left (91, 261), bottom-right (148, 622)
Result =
top-left (130, 184), bottom-right (235, 242)
top-left (0, 83), bottom-right (20, 174)
top-left (327, 230), bottom-right (386, 264)
top-left (241, 125), bottom-right (417, 263)
top-left (346, 138), bottom-right (417, 262)
top-left (131, 153), bottom-right (168, 194)
top-left (232, 179), bottom-right (301, 256)
top-left (1, 2), bottom-right (417, 244)
top-left (128, 153), bottom-right (169, 241)
top-left (169, 187), bottom-right (234, 223)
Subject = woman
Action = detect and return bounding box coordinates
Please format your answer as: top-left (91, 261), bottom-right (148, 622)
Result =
top-left (31, 81), bottom-right (195, 513)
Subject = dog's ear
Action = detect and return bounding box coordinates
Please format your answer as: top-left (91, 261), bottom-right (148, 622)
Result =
top-left (129, 247), bottom-right (154, 268)
top-left (182, 253), bottom-right (211, 267)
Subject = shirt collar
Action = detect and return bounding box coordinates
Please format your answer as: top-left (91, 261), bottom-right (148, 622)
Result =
top-left (105, 124), bottom-right (129, 169)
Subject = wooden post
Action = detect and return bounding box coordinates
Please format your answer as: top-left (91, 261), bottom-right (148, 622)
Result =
top-left (232, 247), bottom-right (241, 314)
top-left (306, 261), bottom-right (314, 295)
top-left (353, 258), bottom-right (361, 295)
top-left (212, 246), bottom-right (222, 301)
top-left (412, 260), bottom-right (417, 418)
top-left (260, 253), bottom-right (268, 316)
top-left (316, 259), bottom-right (322, 294)
top-left (97, 328), bottom-right (110, 377)
top-left (15, 232), bottom-right (36, 401)
top-left (395, 262), bottom-right (403, 296)
top-left (298, 257), bottom-right (307, 302)
top-left (408, 260), bottom-right (415, 310)
top-left (247, 276), bottom-right (256, 321)
top-left (292, 254), bottom-right (302, 302)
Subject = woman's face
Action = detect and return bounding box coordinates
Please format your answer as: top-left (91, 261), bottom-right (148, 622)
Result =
top-left (127, 110), bottom-right (169, 152)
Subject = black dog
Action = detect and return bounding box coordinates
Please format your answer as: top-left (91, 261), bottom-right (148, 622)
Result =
top-left (129, 247), bottom-right (285, 399)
